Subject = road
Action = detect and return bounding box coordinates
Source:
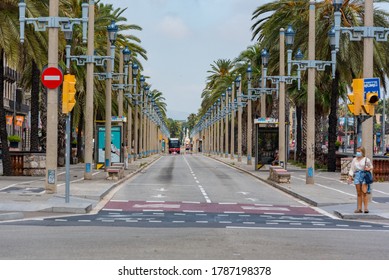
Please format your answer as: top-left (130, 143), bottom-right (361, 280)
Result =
top-left (1, 154), bottom-right (389, 259)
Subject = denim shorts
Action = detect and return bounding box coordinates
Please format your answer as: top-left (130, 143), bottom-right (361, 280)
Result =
top-left (353, 170), bottom-right (367, 185)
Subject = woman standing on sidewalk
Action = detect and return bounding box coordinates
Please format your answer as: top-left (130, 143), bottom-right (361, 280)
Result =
top-left (347, 146), bottom-right (373, 213)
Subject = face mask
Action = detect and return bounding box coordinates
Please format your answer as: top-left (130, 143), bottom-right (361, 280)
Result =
top-left (356, 152), bottom-right (362, 157)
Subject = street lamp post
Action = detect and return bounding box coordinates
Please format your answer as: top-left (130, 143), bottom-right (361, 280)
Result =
top-left (230, 84), bottom-right (235, 159)
top-left (19, 0), bottom-right (88, 192)
top-left (225, 88), bottom-right (230, 158)
top-left (104, 21), bottom-right (118, 169)
top-left (236, 75), bottom-right (243, 162)
top-left (215, 98), bottom-right (220, 155)
top-left (220, 94), bottom-right (225, 158)
top-left (262, 29), bottom-right (300, 169)
top-left (85, 0), bottom-right (95, 180)
top-left (286, 2), bottom-right (337, 184)
top-left (246, 65), bottom-right (253, 165)
top-left (246, 64), bottom-right (275, 166)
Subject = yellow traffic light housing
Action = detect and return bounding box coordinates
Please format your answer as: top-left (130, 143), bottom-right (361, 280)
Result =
top-left (347, 79), bottom-right (363, 116)
top-left (362, 92), bottom-right (379, 116)
top-left (62, 74), bottom-right (77, 114)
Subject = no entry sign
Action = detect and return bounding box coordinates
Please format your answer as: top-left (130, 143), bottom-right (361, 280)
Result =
top-left (41, 67), bottom-right (63, 89)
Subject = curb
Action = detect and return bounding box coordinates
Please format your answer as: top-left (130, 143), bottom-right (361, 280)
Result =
top-left (334, 211), bottom-right (385, 220)
top-left (0, 212), bottom-right (24, 221)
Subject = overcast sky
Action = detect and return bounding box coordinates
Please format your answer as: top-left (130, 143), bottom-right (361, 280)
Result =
top-left (102, 0), bottom-right (262, 120)
top-left (102, 0), bottom-right (389, 120)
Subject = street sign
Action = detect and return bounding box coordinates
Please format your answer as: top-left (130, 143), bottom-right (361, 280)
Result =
top-left (41, 67), bottom-right (63, 89)
top-left (254, 117), bottom-right (278, 124)
top-left (364, 78), bottom-right (380, 99)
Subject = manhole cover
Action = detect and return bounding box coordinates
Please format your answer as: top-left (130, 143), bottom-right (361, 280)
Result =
top-left (372, 197), bottom-right (389, 204)
top-left (0, 186), bottom-right (45, 194)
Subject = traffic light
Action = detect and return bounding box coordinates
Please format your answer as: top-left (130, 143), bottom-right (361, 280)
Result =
top-left (62, 74), bottom-right (77, 114)
top-left (347, 78), bottom-right (363, 116)
top-left (362, 91), bottom-right (379, 116)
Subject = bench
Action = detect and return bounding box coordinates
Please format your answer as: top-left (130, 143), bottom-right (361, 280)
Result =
top-left (106, 163), bottom-right (125, 180)
top-left (268, 166), bottom-right (291, 183)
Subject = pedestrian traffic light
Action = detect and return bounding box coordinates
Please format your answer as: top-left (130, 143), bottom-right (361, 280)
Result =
top-left (347, 79), bottom-right (363, 116)
top-left (362, 91), bottom-right (379, 116)
top-left (62, 74), bottom-right (77, 114)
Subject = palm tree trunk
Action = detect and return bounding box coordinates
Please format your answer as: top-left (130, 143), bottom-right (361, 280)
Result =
top-left (57, 110), bottom-right (66, 167)
top-left (315, 109), bottom-right (324, 164)
top-left (77, 109), bottom-right (84, 162)
top-left (40, 87), bottom-right (47, 151)
top-left (0, 48), bottom-right (12, 175)
top-left (327, 70), bottom-right (339, 172)
top-left (296, 105), bottom-right (303, 162)
top-left (30, 61), bottom-right (40, 152)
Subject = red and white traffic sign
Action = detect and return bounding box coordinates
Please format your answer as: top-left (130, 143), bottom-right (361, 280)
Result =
top-left (41, 67), bottom-right (63, 89)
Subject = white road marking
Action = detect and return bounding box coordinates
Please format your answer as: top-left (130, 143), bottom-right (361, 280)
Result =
top-left (134, 204), bottom-right (180, 209)
top-left (183, 156), bottom-right (212, 203)
top-left (242, 206), bottom-right (289, 211)
top-left (102, 208), bottom-right (123, 212)
top-left (44, 75), bottom-right (60, 81)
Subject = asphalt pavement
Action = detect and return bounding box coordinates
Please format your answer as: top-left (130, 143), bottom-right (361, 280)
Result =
top-left (0, 152), bottom-right (389, 222)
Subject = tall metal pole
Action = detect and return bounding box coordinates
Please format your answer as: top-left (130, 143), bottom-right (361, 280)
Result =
top-left (212, 109), bottom-right (215, 154)
top-left (230, 82), bottom-right (235, 159)
top-left (362, 0), bottom-right (374, 159)
top-left (134, 83), bottom-right (138, 160)
top-left (65, 113), bottom-right (71, 203)
top-left (382, 83), bottom-right (386, 154)
top-left (118, 49), bottom-right (124, 162)
top-left (306, 1), bottom-right (316, 184)
top-left (216, 105), bottom-right (219, 155)
top-left (139, 88), bottom-right (143, 158)
top-left (84, 0), bottom-right (94, 180)
top-left (237, 77), bottom-right (242, 162)
top-left (127, 64), bottom-right (133, 163)
top-left (45, 0), bottom-right (59, 193)
top-left (225, 92), bottom-right (229, 158)
top-left (279, 28), bottom-right (286, 168)
top-left (220, 99), bottom-right (224, 157)
top-left (247, 81), bottom-right (252, 165)
top-left (104, 36), bottom-right (113, 169)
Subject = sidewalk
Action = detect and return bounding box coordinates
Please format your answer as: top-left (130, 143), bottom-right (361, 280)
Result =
top-left (1, 153), bottom-right (389, 222)
top-left (0, 154), bottom-right (161, 221)
top-left (207, 153), bottom-right (389, 222)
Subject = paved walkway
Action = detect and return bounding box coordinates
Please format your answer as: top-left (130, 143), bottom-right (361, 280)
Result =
top-left (1, 152), bottom-right (389, 223)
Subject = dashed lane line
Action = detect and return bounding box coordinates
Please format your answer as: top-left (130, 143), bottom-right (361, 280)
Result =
top-left (183, 156), bottom-right (212, 203)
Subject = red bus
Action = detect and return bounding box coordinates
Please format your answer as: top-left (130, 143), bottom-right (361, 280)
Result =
top-left (168, 138), bottom-right (181, 154)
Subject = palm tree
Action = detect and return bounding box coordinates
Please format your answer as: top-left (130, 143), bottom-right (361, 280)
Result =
top-left (251, 0), bottom-right (389, 168)
top-left (56, 1), bottom-right (147, 163)
top-left (167, 118), bottom-right (182, 138)
top-left (0, 0), bottom-right (48, 175)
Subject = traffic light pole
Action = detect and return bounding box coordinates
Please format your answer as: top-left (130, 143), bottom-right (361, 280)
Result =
top-left (65, 112), bottom-right (71, 203)
top-left (362, 0), bottom-right (374, 159)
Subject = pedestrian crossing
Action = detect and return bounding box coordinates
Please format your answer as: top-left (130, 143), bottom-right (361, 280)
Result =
top-left (37, 200), bottom-right (389, 231)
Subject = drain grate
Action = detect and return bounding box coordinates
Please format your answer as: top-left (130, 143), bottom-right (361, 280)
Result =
top-left (372, 197), bottom-right (389, 204)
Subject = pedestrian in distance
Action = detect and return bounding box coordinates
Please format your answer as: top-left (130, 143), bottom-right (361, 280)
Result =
top-left (347, 146), bottom-right (373, 214)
